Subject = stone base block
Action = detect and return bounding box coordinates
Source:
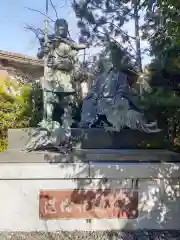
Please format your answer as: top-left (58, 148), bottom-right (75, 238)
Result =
top-left (7, 128), bottom-right (168, 150)
top-left (0, 176), bottom-right (180, 231)
top-left (75, 128), bottom-right (168, 149)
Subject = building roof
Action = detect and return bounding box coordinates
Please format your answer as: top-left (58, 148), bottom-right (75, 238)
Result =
top-left (0, 50), bottom-right (43, 67)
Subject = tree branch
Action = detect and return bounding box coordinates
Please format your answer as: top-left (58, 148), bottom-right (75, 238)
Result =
top-left (93, 22), bottom-right (137, 54)
top-left (89, 25), bottom-right (136, 60)
top-left (25, 25), bottom-right (42, 40)
top-left (49, 0), bottom-right (58, 19)
top-left (24, 6), bottom-right (55, 22)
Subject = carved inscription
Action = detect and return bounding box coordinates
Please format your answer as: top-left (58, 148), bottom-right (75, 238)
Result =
top-left (39, 188), bottom-right (138, 219)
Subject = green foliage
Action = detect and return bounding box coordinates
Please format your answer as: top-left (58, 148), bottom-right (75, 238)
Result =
top-left (72, 0), bottom-right (135, 55)
top-left (141, 89), bottom-right (180, 109)
top-left (0, 76), bottom-right (42, 152)
top-left (142, 0), bottom-right (180, 72)
top-left (29, 82), bottom-right (43, 126)
top-left (139, 88), bottom-right (180, 150)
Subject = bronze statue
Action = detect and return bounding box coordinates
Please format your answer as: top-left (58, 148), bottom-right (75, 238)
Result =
top-left (80, 64), bottom-right (160, 133)
top-left (25, 19), bottom-right (86, 152)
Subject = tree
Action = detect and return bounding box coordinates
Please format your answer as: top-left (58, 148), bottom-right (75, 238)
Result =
top-left (72, 0), bottom-right (145, 68)
top-left (142, 0), bottom-right (180, 72)
top-left (138, 0), bottom-right (180, 150)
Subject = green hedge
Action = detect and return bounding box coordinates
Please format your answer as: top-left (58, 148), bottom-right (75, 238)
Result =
top-left (0, 76), bottom-right (36, 152)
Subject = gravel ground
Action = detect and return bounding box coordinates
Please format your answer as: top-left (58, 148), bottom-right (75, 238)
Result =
top-left (0, 231), bottom-right (180, 240)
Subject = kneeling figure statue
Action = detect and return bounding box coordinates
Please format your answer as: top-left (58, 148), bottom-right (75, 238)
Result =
top-left (80, 65), bottom-right (160, 133)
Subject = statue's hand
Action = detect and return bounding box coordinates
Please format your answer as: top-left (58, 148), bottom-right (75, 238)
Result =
top-left (37, 45), bottom-right (50, 59)
top-left (131, 88), bottom-right (139, 96)
top-left (78, 43), bottom-right (87, 50)
top-left (37, 49), bottom-right (44, 59)
top-left (86, 92), bottom-right (98, 100)
top-left (43, 44), bottom-right (50, 54)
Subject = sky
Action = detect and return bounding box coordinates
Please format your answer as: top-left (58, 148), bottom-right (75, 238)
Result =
top-left (0, 0), bottom-right (149, 65)
top-left (0, 0), bottom-right (79, 56)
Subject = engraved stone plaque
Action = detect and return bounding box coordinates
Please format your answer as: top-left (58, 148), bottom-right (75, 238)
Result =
top-left (39, 188), bottom-right (138, 219)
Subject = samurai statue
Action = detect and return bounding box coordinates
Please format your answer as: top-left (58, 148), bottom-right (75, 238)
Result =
top-left (25, 19), bottom-right (86, 152)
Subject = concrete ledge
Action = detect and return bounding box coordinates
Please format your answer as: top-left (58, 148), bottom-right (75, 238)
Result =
top-left (0, 163), bottom-right (89, 179)
top-left (0, 150), bottom-right (84, 163)
top-left (0, 162), bottom-right (179, 179)
top-left (90, 162), bottom-right (180, 179)
top-left (83, 149), bottom-right (180, 162)
top-left (0, 149), bottom-right (179, 163)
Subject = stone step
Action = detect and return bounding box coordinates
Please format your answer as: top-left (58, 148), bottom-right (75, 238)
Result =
top-left (0, 148), bottom-right (179, 163)
top-left (0, 160), bottom-right (180, 178)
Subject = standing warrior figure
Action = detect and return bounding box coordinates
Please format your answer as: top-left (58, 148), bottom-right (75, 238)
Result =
top-left (25, 19), bottom-right (86, 152)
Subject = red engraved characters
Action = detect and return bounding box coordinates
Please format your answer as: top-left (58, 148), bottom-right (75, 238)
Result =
top-left (44, 197), bottom-right (57, 214)
top-left (39, 189), bottom-right (138, 219)
top-left (40, 193), bottom-right (57, 218)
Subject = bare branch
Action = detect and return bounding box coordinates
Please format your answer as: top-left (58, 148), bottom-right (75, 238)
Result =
top-left (105, 21), bottom-right (137, 51)
top-left (89, 25), bottom-right (136, 57)
top-left (24, 24), bottom-right (45, 42)
top-left (49, 0), bottom-right (58, 19)
top-left (25, 24), bottom-right (44, 34)
top-left (24, 6), bottom-right (55, 22)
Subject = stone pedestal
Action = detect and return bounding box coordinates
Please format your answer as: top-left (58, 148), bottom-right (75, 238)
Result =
top-left (72, 128), bottom-right (169, 149)
top-left (0, 128), bottom-right (180, 237)
top-left (1, 128), bottom-right (177, 163)
top-left (8, 128), bottom-right (169, 150)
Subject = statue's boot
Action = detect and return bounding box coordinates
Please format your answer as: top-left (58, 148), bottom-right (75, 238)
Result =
top-left (91, 114), bottom-right (113, 128)
top-left (145, 122), bottom-right (157, 128)
top-left (141, 123), bottom-right (161, 133)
